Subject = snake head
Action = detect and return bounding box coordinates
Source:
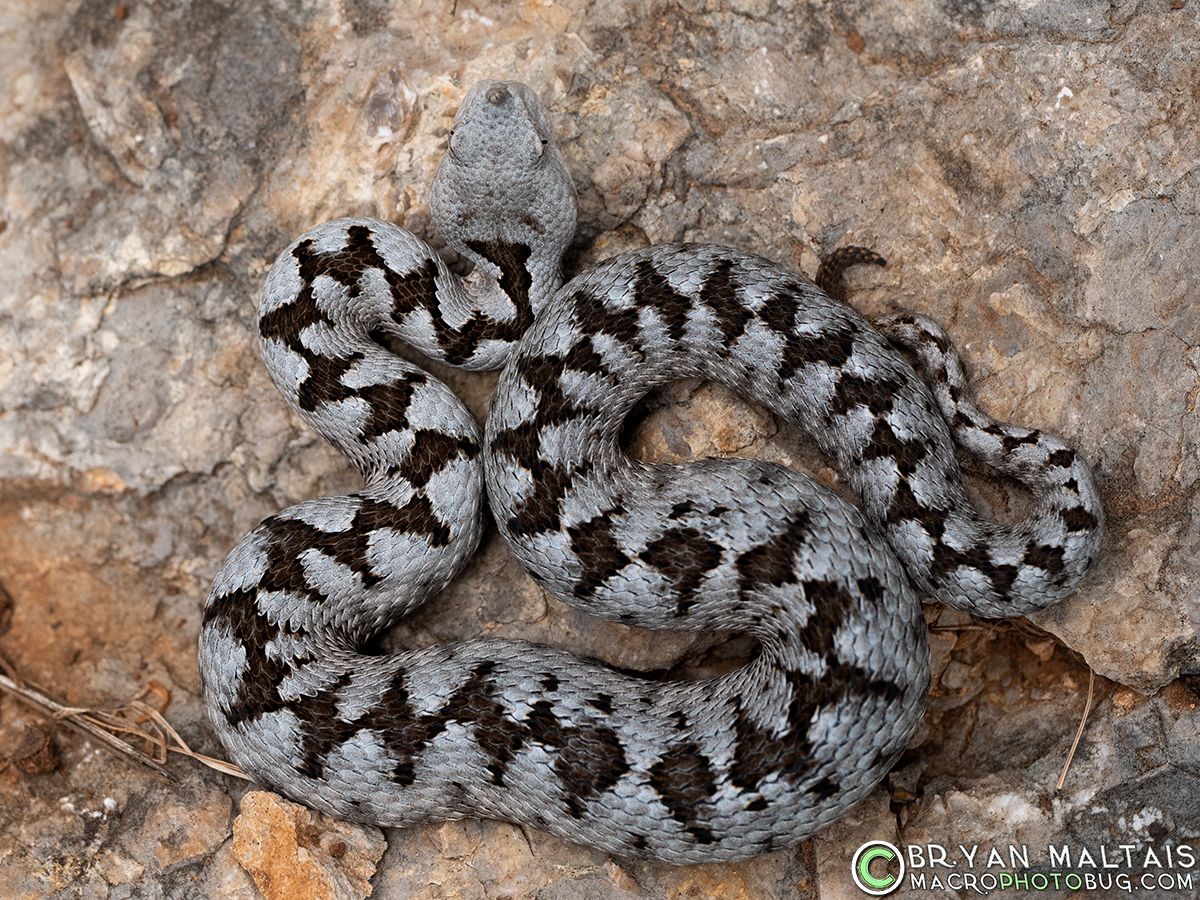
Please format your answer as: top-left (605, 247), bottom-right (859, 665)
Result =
top-left (430, 80), bottom-right (577, 307)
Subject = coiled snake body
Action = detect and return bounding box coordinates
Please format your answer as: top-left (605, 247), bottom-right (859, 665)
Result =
top-left (199, 81), bottom-right (1102, 864)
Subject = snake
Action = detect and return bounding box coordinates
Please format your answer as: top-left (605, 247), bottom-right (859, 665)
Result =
top-left (198, 80), bottom-right (1103, 864)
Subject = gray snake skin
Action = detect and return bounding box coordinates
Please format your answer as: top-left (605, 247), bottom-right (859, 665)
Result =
top-left (199, 80), bottom-right (1103, 864)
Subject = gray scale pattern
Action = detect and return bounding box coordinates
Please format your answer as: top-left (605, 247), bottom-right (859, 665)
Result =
top-left (198, 80), bottom-right (1102, 864)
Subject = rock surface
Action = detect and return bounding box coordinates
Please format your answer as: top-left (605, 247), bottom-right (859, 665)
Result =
top-left (1, 0), bottom-right (1198, 898)
top-left (231, 792), bottom-right (386, 900)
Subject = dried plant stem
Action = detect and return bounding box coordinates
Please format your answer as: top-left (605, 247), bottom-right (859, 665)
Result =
top-left (0, 671), bottom-right (172, 777)
top-left (1056, 668), bottom-right (1096, 791)
top-left (0, 665), bottom-right (249, 782)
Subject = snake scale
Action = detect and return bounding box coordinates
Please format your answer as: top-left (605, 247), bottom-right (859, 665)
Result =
top-left (199, 80), bottom-right (1102, 864)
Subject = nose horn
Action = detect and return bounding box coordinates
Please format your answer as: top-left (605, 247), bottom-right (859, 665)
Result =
top-left (485, 83), bottom-right (512, 105)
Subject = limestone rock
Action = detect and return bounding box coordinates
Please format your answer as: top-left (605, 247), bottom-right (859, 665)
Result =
top-left (232, 791), bottom-right (386, 900)
top-left (374, 817), bottom-right (812, 900)
top-left (1, 0), bottom-right (1198, 897)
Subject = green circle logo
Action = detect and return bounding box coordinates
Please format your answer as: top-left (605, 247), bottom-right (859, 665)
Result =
top-left (852, 841), bottom-right (905, 896)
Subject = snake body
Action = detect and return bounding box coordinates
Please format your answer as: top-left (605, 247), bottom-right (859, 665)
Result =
top-left (199, 81), bottom-right (1102, 863)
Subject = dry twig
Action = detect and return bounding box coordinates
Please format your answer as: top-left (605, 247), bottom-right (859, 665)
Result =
top-left (1056, 667), bottom-right (1096, 791)
top-left (0, 660), bottom-right (249, 782)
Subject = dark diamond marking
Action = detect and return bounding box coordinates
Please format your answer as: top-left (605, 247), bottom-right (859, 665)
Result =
top-left (502, 460), bottom-right (582, 539)
top-left (388, 256), bottom-right (440, 318)
top-left (770, 310), bottom-right (859, 387)
top-left (1000, 430), bottom-right (1041, 453)
top-left (861, 419), bottom-right (928, 477)
top-left (294, 672), bottom-right (356, 780)
top-left (633, 258), bottom-right (693, 343)
top-left (668, 500), bottom-right (695, 520)
top-left (202, 587), bottom-right (298, 727)
top-left (568, 507), bottom-right (632, 600)
top-left (809, 776), bottom-right (839, 800)
top-left (354, 375), bottom-right (427, 444)
top-left (553, 722), bottom-right (630, 819)
top-left (587, 693), bottom-right (614, 715)
top-left (570, 287), bottom-right (642, 351)
top-left (389, 239), bottom-right (535, 365)
top-left (757, 287), bottom-right (800, 333)
top-left (826, 372), bottom-right (902, 419)
top-left (639, 527), bottom-right (723, 615)
top-left (489, 351), bottom-right (605, 538)
top-left (1023, 541), bottom-right (1065, 576)
top-left (296, 350), bottom-right (364, 413)
top-left (884, 479), bottom-right (948, 541)
top-left (728, 575), bottom-right (907, 791)
top-left (562, 337), bottom-right (610, 377)
top-left (256, 495), bottom-right (454, 600)
top-left (700, 258), bottom-right (754, 349)
top-left (466, 239), bottom-right (534, 312)
top-left (648, 741), bottom-right (719, 842)
top-left (1046, 448), bottom-right (1077, 469)
top-left (735, 510), bottom-right (812, 598)
top-left (388, 429), bottom-right (480, 487)
top-left (1061, 505), bottom-right (1099, 533)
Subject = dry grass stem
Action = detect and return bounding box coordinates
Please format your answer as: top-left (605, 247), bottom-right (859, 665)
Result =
top-left (0, 665), bottom-right (249, 782)
top-left (1056, 667), bottom-right (1096, 791)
